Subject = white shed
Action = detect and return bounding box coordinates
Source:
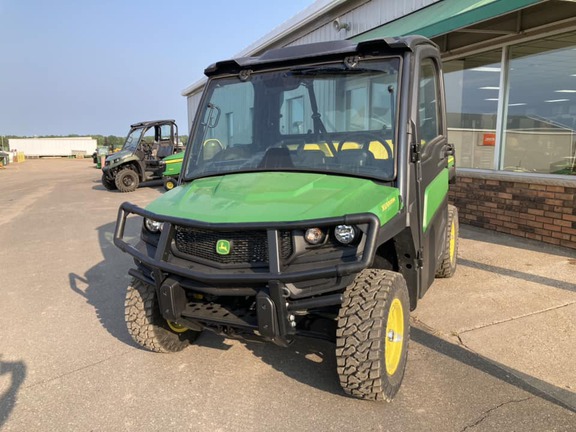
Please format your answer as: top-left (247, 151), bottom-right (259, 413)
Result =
top-left (8, 137), bottom-right (98, 157)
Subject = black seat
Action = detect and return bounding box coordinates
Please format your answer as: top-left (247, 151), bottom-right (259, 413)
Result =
top-left (157, 143), bottom-right (173, 158)
top-left (258, 147), bottom-right (294, 169)
top-left (338, 149), bottom-right (375, 168)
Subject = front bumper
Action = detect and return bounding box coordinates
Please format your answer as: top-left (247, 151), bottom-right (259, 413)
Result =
top-left (114, 202), bottom-right (379, 284)
top-left (114, 202), bottom-right (380, 344)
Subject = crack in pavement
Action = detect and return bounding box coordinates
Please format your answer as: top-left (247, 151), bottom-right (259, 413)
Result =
top-left (21, 351), bottom-right (131, 391)
top-left (456, 301), bottom-right (576, 336)
top-left (460, 397), bottom-right (532, 431)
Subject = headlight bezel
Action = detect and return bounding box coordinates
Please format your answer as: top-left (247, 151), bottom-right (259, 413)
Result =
top-left (304, 227), bottom-right (326, 245)
top-left (334, 224), bottom-right (358, 245)
top-left (144, 218), bottom-right (163, 233)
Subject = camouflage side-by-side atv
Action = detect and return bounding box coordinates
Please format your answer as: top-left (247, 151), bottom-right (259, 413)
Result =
top-left (102, 120), bottom-right (183, 192)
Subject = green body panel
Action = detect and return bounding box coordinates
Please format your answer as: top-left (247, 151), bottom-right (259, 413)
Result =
top-left (422, 168), bottom-right (449, 232)
top-left (146, 172), bottom-right (401, 225)
top-left (162, 153), bottom-right (184, 177)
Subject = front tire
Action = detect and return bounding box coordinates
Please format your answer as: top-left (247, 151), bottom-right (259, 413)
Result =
top-left (163, 177), bottom-right (177, 191)
top-left (435, 204), bottom-right (459, 278)
top-left (101, 173), bottom-right (117, 191)
top-left (336, 269), bottom-right (410, 401)
top-left (115, 168), bottom-right (139, 193)
top-left (125, 279), bottom-right (200, 353)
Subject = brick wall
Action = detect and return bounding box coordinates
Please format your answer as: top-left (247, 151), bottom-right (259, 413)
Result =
top-left (448, 172), bottom-right (576, 250)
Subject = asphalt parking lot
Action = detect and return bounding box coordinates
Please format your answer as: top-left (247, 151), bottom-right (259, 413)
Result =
top-left (0, 159), bottom-right (574, 431)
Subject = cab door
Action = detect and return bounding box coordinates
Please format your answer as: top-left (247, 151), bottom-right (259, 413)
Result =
top-left (411, 49), bottom-right (450, 296)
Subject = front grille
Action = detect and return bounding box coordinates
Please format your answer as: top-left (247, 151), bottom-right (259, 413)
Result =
top-left (173, 227), bottom-right (293, 266)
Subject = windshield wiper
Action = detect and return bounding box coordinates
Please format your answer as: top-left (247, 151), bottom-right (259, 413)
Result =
top-left (303, 81), bottom-right (338, 157)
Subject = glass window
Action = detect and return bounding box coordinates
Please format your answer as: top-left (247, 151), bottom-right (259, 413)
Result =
top-left (185, 59), bottom-right (400, 182)
top-left (444, 50), bottom-right (502, 169)
top-left (287, 96), bottom-right (304, 134)
top-left (226, 112), bottom-right (234, 143)
top-left (418, 59), bottom-right (440, 145)
top-left (504, 32), bottom-right (576, 175)
top-left (142, 126), bottom-right (155, 145)
top-left (160, 124), bottom-right (171, 141)
top-left (346, 85), bottom-right (369, 131)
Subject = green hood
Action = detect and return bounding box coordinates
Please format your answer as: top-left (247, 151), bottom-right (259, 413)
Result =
top-left (146, 172), bottom-right (401, 225)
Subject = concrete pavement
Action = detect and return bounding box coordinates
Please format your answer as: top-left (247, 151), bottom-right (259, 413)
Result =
top-left (0, 159), bottom-right (574, 431)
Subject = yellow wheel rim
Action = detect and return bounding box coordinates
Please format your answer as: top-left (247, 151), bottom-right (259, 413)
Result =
top-left (167, 321), bottom-right (188, 333)
top-left (449, 220), bottom-right (456, 263)
top-left (166, 181), bottom-right (175, 190)
top-left (385, 298), bottom-right (404, 375)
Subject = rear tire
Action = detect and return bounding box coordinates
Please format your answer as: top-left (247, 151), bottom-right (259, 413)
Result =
top-left (435, 204), bottom-right (459, 278)
top-left (101, 174), bottom-right (117, 191)
top-left (336, 269), bottom-right (410, 401)
top-left (125, 279), bottom-right (200, 353)
top-left (163, 177), bottom-right (177, 191)
top-left (115, 168), bottom-right (139, 193)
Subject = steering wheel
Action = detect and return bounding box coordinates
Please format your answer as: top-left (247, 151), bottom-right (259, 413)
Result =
top-left (338, 132), bottom-right (393, 159)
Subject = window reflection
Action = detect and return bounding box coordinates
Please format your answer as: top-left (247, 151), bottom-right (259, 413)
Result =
top-left (444, 31), bottom-right (576, 176)
top-left (505, 33), bottom-right (576, 174)
top-left (444, 50), bottom-right (501, 169)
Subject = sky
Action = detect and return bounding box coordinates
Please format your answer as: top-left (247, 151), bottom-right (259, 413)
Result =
top-left (0, 0), bottom-right (317, 137)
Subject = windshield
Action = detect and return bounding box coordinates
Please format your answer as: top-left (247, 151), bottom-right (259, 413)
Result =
top-left (185, 58), bottom-right (400, 181)
top-left (122, 127), bottom-right (145, 152)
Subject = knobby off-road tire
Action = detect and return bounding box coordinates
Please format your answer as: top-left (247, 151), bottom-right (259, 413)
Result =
top-left (336, 269), bottom-right (410, 401)
top-left (435, 204), bottom-right (459, 278)
top-left (101, 173), bottom-right (117, 191)
top-left (115, 168), bottom-right (139, 193)
top-left (125, 279), bottom-right (199, 353)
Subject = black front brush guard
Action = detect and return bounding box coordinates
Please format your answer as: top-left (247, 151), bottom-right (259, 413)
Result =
top-left (114, 202), bottom-right (380, 284)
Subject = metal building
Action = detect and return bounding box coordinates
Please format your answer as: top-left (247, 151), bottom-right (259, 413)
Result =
top-left (182, 0), bottom-right (576, 250)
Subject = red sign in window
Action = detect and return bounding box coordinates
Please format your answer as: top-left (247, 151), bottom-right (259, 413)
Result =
top-left (482, 133), bottom-right (496, 146)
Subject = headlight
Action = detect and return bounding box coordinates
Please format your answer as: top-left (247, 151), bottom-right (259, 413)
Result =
top-left (144, 218), bottom-right (163, 233)
top-left (304, 227), bottom-right (326, 245)
top-left (334, 225), bottom-right (356, 244)
top-left (113, 158), bottom-right (120, 164)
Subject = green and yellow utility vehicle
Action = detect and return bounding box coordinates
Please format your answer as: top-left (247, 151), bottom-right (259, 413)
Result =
top-left (160, 151), bottom-right (184, 191)
top-left (114, 36), bottom-right (458, 401)
top-left (102, 120), bottom-right (182, 192)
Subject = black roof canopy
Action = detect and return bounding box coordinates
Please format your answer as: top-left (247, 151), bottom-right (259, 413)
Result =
top-left (204, 35), bottom-right (436, 77)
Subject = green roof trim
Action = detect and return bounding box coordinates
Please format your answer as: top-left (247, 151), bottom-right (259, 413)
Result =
top-left (352, 0), bottom-right (544, 42)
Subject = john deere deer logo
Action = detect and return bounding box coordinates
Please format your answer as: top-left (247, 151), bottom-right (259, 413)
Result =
top-left (216, 240), bottom-right (231, 255)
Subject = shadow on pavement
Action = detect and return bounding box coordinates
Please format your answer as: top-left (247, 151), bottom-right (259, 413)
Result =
top-left (244, 337), bottom-right (343, 396)
top-left (459, 258), bottom-right (576, 293)
top-left (90, 177), bottom-right (164, 192)
top-left (411, 326), bottom-right (576, 412)
top-left (0, 356), bottom-right (26, 428)
top-left (68, 219), bottom-right (141, 349)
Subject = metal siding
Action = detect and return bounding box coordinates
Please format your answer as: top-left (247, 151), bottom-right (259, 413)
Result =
top-left (288, 0), bottom-right (441, 46)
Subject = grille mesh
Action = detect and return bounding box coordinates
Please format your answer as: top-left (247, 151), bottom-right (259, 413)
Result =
top-left (174, 227), bottom-right (292, 265)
